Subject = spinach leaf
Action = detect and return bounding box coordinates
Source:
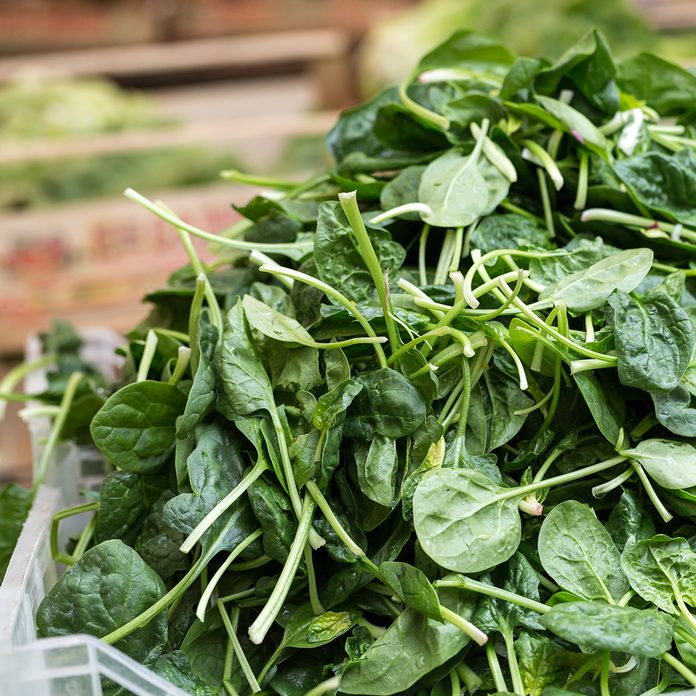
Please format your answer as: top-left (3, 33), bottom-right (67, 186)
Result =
top-left (37, 539), bottom-right (168, 665)
top-left (608, 286), bottom-right (695, 392)
top-left (615, 150), bottom-right (696, 227)
top-left (621, 534), bottom-right (696, 615)
top-left (91, 380), bottom-right (186, 474)
top-left (314, 201), bottom-right (406, 303)
top-left (356, 435), bottom-right (399, 507)
top-left (622, 439), bottom-right (696, 490)
top-left (540, 601), bottom-right (674, 657)
top-left (538, 501), bottom-right (628, 603)
top-left (538, 248), bottom-right (653, 312)
top-left (0, 484), bottom-right (34, 581)
top-left (414, 468), bottom-right (521, 573)
top-left (339, 588), bottom-right (475, 695)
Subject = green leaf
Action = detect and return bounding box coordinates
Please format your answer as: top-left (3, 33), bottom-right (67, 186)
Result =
top-left (414, 468), bottom-right (521, 573)
top-left (621, 534), bottom-right (696, 615)
top-left (540, 601), bottom-right (674, 657)
top-left (379, 561), bottom-right (443, 621)
top-left (516, 633), bottom-right (574, 696)
top-left (339, 588), bottom-right (475, 695)
top-left (615, 150), bottom-right (696, 227)
top-left (177, 314), bottom-right (217, 439)
top-left (243, 294), bottom-right (316, 346)
top-left (97, 471), bottom-right (146, 544)
top-left (36, 539), bottom-right (167, 665)
top-left (356, 434), bottom-right (398, 507)
top-left (535, 95), bottom-right (608, 152)
top-left (379, 165), bottom-right (426, 215)
top-left (538, 248), bottom-right (653, 313)
top-left (153, 651), bottom-right (220, 695)
top-left (606, 490), bottom-right (655, 552)
top-left (617, 52), bottom-right (696, 116)
top-left (314, 201), bottom-right (406, 304)
top-left (622, 439), bottom-right (696, 490)
top-left (538, 501), bottom-right (628, 603)
top-left (573, 372), bottom-right (625, 444)
top-left (248, 478), bottom-right (295, 562)
top-left (652, 385), bottom-right (696, 437)
top-left (346, 368), bottom-right (427, 440)
top-left (313, 379), bottom-right (363, 430)
top-left (0, 484), bottom-right (33, 581)
top-left (91, 380), bottom-right (186, 474)
top-left (217, 300), bottom-right (275, 420)
top-left (608, 287), bottom-right (695, 392)
top-left (416, 30), bottom-right (515, 74)
top-left (418, 149), bottom-right (506, 228)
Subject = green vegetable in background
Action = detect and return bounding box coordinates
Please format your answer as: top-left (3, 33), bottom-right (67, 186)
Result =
top-left (5, 25), bottom-right (696, 696)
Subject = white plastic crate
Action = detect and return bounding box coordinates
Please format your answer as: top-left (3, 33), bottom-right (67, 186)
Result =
top-left (25, 328), bottom-right (125, 509)
top-left (0, 485), bottom-right (188, 695)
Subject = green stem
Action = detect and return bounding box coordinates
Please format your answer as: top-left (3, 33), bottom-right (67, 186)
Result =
top-left (537, 168), bottom-right (556, 238)
top-left (574, 150), bottom-right (589, 210)
top-left (180, 460), bottom-right (268, 553)
top-left (601, 652), bottom-right (611, 696)
top-left (591, 468), bottom-right (634, 498)
top-left (248, 496), bottom-right (315, 645)
top-left (304, 546), bottom-right (326, 615)
top-left (50, 501), bottom-right (100, 565)
top-left (0, 354), bottom-right (56, 419)
top-left (125, 188), bottom-right (312, 260)
top-left (440, 606), bottom-right (488, 646)
top-left (259, 263), bottom-right (387, 367)
top-left (662, 652), bottom-right (696, 688)
top-left (419, 225), bottom-right (430, 286)
top-left (188, 275), bottom-right (207, 374)
top-left (230, 556), bottom-right (272, 571)
top-left (523, 140), bottom-right (564, 191)
top-left (581, 208), bottom-right (696, 243)
top-left (220, 169), bottom-right (300, 189)
top-left (136, 330), bottom-right (158, 382)
top-left (168, 347), bottom-right (191, 386)
top-left (339, 191), bottom-right (401, 355)
top-left (487, 641), bottom-right (508, 693)
top-left (219, 588), bottom-right (256, 603)
top-left (35, 371), bottom-right (84, 489)
top-left (218, 602), bottom-right (262, 694)
top-left (196, 529), bottom-right (263, 621)
top-left (399, 76), bottom-right (450, 130)
top-left (303, 676), bottom-right (341, 696)
top-left (306, 481), bottom-right (365, 558)
top-left (503, 629), bottom-right (524, 695)
top-left (503, 456), bottom-right (627, 501)
top-left (103, 557), bottom-right (205, 644)
top-left (435, 576), bottom-right (550, 615)
top-left (630, 461), bottom-right (673, 523)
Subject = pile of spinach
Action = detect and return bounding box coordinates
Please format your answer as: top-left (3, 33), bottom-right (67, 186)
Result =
top-left (7, 27), bottom-right (696, 696)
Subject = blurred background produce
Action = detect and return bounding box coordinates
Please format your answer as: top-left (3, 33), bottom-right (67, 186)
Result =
top-left (1, 0), bottom-right (695, 486)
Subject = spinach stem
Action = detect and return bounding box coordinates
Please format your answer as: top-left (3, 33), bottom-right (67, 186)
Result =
top-left (503, 629), bottom-right (524, 695)
top-left (0, 353), bottom-right (55, 420)
top-left (218, 601), bottom-right (262, 694)
top-left (503, 455), bottom-right (627, 500)
top-left (248, 495), bottom-right (315, 645)
top-left (399, 76), bottom-right (450, 130)
top-left (168, 346), bottom-right (191, 386)
top-left (180, 459), bottom-right (268, 554)
top-left (303, 676), bottom-right (341, 696)
top-left (486, 641), bottom-right (508, 693)
top-left (523, 140), bottom-right (564, 191)
top-left (575, 151), bottom-right (589, 210)
top-left (306, 481), bottom-right (364, 558)
top-left (419, 225), bottom-right (430, 285)
top-left (219, 169), bottom-right (300, 189)
top-left (661, 652), bottom-right (696, 688)
top-left (629, 461), bottom-right (673, 523)
top-left (674, 593), bottom-right (696, 634)
top-left (50, 501), bottom-right (99, 565)
top-left (537, 169), bottom-right (556, 238)
top-left (440, 606), bottom-right (488, 646)
top-left (125, 188), bottom-right (313, 260)
top-left (435, 576), bottom-right (550, 614)
top-left (568, 653), bottom-right (603, 684)
top-left (434, 229), bottom-right (456, 285)
top-left (196, 528), bottom-right (263, 621)
top-left (591, 468), bottom-right (634, 498)
top-left (581, 208), bottom-right (696, 243)
top-left (600, 652), bottom-right (611, 696)
top-left (449, 667), bottom-right (461, 696)
top-left (188, 275), bottom-right (207, 374)
top-left (136, 330), bottom-right (158, 382)
top-left (259, 263), bottom-right (388, 368)
top-left (103, 556), bottom-right (206, 645)
top-left (340, 191), bottom-right (402, 355)
top-left (35, 371), bottom-right (84, 489)
top-left (369, 202), bottom-right (432, 225)
top-left (304, 546), bottom-right (326, 615)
